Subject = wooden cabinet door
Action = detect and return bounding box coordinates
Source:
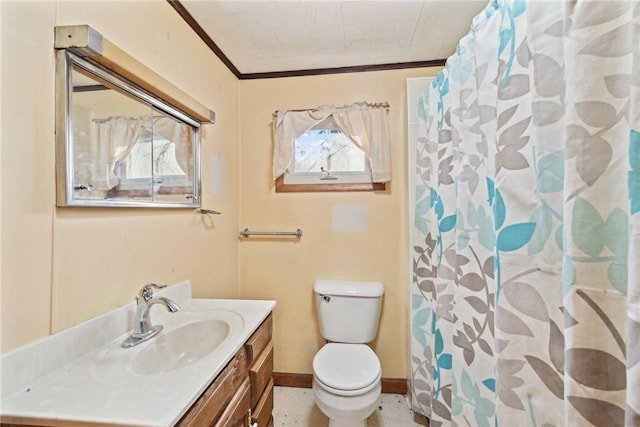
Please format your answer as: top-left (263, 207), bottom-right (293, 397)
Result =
top-left (177, 349), bottom-right (248, 427)
top-left (214, 378), bottom-right (251, 427)
top-left (249, 342), bottom-right (273, 408)
top-left (251, 378), bottom-right (274, 427)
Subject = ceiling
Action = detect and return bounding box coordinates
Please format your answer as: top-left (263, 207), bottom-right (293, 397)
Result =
top-left (174, 0), bottom-right (488, 79)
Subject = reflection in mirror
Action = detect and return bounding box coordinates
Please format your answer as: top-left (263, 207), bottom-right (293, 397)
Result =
top-left (56, 50), bottom-right (201, 207)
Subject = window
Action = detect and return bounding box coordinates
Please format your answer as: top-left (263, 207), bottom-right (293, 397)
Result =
top-left (273, 103), bottom-right (391, 192)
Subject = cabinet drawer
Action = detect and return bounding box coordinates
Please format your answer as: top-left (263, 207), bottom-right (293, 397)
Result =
top-left (249, 341), bottom-right (273, 408)
top-left (252, 377), bottom-right (274, 427)
top-left (245, 315), bottom-right (272, 363)
top-left (214, 377), bottom-right (251, 427)
top-left (177, 350), bottom-right (248, 427)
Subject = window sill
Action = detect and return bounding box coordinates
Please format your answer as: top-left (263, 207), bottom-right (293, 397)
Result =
top-left (275, 175), bottom-right (386, 193)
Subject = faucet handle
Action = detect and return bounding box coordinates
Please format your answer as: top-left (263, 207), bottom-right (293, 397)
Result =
top-left (138, 283), bottom-right (166, 302)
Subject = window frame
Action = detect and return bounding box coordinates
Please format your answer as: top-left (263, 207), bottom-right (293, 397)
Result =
top-left (275, 115), bottom-right (386, 193)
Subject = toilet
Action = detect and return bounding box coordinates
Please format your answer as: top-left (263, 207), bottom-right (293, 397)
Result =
top-left (312, 279), bottom-right (384, 427)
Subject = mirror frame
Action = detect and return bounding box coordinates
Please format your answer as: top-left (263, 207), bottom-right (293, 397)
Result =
top-left (55, 49), bottom-right (202, 208)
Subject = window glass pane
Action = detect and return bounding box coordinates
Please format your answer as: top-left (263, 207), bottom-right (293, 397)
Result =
top-left (293, 118), bottom-right (366, 173)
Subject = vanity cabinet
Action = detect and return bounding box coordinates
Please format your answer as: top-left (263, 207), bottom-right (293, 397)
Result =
top-left (178, 314), bottom-right (274, 427)
top-left (246, 317), bottom-right (274, 427)
top-left (0, 296), bottom-right (276, 427)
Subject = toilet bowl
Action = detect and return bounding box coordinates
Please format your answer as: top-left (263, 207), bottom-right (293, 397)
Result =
top-left (312, 280), bottom-right (384, 427)
top-left (312, 343), bottom-right (382, 426)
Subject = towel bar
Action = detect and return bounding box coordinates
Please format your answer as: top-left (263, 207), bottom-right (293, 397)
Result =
top-left (239, 228), bottom-right (302, 238)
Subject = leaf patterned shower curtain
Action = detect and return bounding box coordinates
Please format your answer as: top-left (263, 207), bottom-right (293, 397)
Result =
top-left (410, 1), bottom-right (639, 426)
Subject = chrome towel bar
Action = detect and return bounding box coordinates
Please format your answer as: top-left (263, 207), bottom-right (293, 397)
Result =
top-left (239, 228), bottom-right (302, 238)
top-left (199, 208), bottom-right (221, 215)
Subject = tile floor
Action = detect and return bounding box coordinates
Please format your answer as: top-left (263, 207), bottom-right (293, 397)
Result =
top-left (273, 386), bottom-right (430, 427)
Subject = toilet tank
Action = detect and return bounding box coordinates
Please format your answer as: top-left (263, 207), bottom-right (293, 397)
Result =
top-left (314, 280), bottom-right (384, 343)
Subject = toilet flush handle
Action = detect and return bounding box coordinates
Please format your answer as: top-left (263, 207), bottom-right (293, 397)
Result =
top-left (320, 294), bottom-right (331, 302)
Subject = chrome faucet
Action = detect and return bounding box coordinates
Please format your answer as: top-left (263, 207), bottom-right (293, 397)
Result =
top-left (122, 283), bottom-right (180, 348)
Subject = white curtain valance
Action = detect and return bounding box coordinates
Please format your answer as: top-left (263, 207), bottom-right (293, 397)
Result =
top-left (272, 102), bottom-right (391, 182)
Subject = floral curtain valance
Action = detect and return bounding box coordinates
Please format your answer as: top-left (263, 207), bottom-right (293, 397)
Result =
top-left (272, 102), bottom-right (392, 182)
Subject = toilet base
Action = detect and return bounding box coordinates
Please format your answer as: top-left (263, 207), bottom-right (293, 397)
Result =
top-left (312, 377), bottom-right (381, 427)
top-left (328, 419), bottom-right (367, 427)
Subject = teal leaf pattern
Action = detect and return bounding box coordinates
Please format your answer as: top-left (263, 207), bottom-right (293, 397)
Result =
top-left (410, 2), bottom-right (637, 425)
top-left (571, 197), bottom-right (606, 257)
top-left (537, 150), bottom-right (564, 193)
top-left (630, 129), bottom-right (640, 214)
top-left (440, 214), bottom-right (457, 233)
top-left (497, 223), bottom-right (536, 252)
top-left (528, 205), bottom-right (552, 255)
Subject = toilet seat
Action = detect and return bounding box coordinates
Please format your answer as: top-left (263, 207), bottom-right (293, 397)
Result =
top-left (313, 343), bottom-right (381, 393)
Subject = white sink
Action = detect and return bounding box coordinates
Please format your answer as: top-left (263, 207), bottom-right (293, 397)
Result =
top-left (132, 319), bottom-right (231, 375)
top-left (89, 307), bottom-right (245, 382)
top-left (0, 293), bottom-right (275, 427)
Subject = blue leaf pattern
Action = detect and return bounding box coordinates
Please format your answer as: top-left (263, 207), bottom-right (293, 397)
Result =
top-left (630, 129), bottom-right (640, 214)
top-left (497, 223), bottom-right (536, 252)
top-left (410, 1), bottom-right (638, 425)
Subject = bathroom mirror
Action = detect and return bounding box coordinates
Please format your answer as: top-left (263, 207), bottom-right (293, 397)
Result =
top-left (55, 50), bottom-right (202, 208)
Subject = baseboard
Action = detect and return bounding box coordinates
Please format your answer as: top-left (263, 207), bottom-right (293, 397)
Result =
top-left (273, 372), bottom-right (313, 388)
top-left (273, 372), bottom-right (408, 394)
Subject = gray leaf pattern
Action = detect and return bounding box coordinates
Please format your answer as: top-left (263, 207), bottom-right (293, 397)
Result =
top-left (629, 319), bottom-right (640, 367)
top-left (498, 117), bottom-right (531, 147)
top-left (503, 281), bottom-right (549, 322)
top-left (548, 320), bottom-right (565, 373)
top-left (496, 146), bottom-right (530, 171)
top-left (576, 136), bottom-right (613, 186)
top-left (544, 20), bottom-right (564, 38)
top-left (498, 74), bottom-right (531, 100)
top-left (533, 54), bottom-right (564, 97)
top-left (525, 355), bottom-right (564, 399)
top-left (532, 101), bottom-right (563, 126)
top-left (568, 397), bottom-right (626, 427)
top-left (566, 348), bottom-right (626, 391)
top-left (496, 307), bottom-right (534, 337)
top-left (578, 23), bottom-right (634, 57)
top-left (497, 105), bottom-right (518, 129)
top-left (604, 74), bottom-right (632, 99)
top-left (572, 2), bottom-right (634, 29)
top-left (411, 2), bottom-right (638, 425)
top-left (575, 101), bottom-right (618, 128)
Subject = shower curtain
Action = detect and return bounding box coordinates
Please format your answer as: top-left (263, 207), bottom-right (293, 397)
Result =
top-left (410, 1), bottom-right (639, 426)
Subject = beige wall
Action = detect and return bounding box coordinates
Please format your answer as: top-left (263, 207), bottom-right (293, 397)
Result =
top-left (1, 0), bottom-right (240, 352)
top-left (238, 68), bottom-right (440, 378)
top-left (0, 0), bottom-right (441, 382)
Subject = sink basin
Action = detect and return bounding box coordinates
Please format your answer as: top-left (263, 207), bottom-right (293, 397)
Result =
top-left (90, 306), bottom-right (246, 382)
top-left (132, 319), bottom-right (230, 375)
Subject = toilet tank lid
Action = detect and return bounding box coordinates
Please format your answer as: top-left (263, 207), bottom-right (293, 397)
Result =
top-left (314, 280), bottom-right (384, 297)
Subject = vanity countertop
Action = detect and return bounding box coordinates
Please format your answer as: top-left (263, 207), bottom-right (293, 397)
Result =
top-left (0, 281), bottom-right (276, 426)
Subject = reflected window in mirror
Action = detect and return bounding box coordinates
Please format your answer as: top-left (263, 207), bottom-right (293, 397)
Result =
top-left (57, 50), bottom-right (201, 208)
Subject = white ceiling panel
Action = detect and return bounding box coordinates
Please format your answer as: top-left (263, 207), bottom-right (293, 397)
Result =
top-left (179, 0), bottom-right (488, 76)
